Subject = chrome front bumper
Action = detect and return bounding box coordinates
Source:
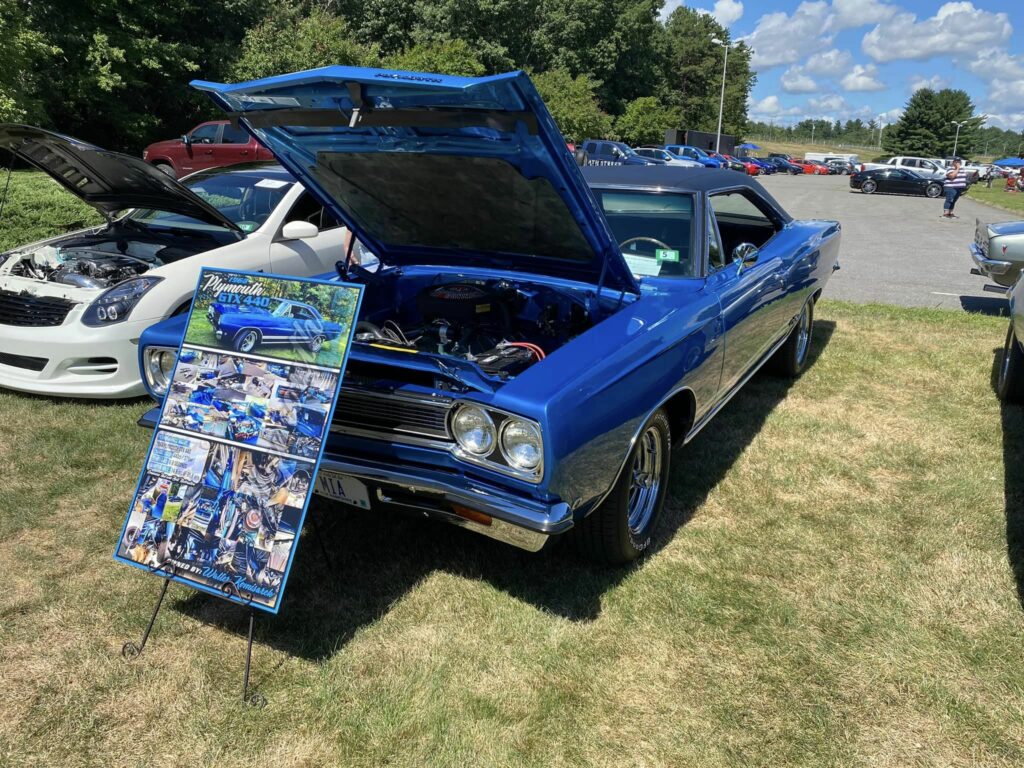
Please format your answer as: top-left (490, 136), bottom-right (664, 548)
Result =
top-left (970, 243), bottom-right (1015, 286)
top-left (317, 456), bottom-right (574, 552)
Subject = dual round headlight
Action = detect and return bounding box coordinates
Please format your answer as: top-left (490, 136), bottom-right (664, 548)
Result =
top-left (144, 346), bottom-right (177, 397)
top-left (451, 404), bottom-right (542, 474)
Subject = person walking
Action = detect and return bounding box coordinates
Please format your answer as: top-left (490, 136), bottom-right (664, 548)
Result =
top-left (942, 159), bottom-right (968, 218)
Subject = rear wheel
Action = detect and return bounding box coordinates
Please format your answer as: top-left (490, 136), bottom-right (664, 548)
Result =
top-left (926, 183), bottom-right (942, 198)
top-left (154, 162), bottom-right (176, 178)
top-left (573, 409), bottom-right (671, 565)
top-left (997, 324), bottom-right (1024, 402)
top-left (861, 179), bottom-right (877, 194)
top-left (770, 298), bottom-right (814, 377)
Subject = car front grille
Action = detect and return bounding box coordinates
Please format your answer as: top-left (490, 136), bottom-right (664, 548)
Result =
top-left (332, 387), bottom-right (453, 443)
top-left (0, 290), bottom-right (75, 327)
top-left (0, 351), bottom-right (48, 371)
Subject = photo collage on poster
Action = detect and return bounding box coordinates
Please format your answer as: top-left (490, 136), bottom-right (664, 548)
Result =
top-left (115, 269), bottom-right (362, 613)
top-left (162, 350), bottom-right (338, 460)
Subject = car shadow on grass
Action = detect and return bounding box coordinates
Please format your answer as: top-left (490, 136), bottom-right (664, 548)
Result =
top-left (995, 350), bottom-right (1024, 610)
top-left (960, 295), bottom-right (1009, 316)
top-left (174, 321), bottom-right (836, 662)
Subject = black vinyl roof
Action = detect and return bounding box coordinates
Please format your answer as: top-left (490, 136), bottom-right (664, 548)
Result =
top-left (582, 165), bottom-right (792, 222)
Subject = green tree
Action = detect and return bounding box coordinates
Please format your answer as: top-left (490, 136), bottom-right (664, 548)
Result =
top-left (0, 0), bottom-right (55, 123)
top-left (232, 3), bottom-right (369, 81)
top-left (615, 96), bottom-right (680, 146)
top-left (27, 0), bottom-right (268, 151)
top-left (661, 7), bottom-right (754, 137)
top-left (884, 88), bottom-right (985, 157)
top-left (532, 68), bottom-right (612, 143)
top-left (383, 39), bottom-right (486, 77)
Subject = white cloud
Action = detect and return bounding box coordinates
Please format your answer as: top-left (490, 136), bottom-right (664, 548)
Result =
top-left (659, 0), bottom-right (684, 21)
top-left (862, 2), bottom-right (1012, 63)
top-left (780, 67), bottom-right (819, 93)
top-left (808, 94), bottom-right (848, 113)
top-left (840, 64), bottom-right (886, 92)
top-left (878, 107), bottom-right (904, 124)
top-left (804, 49), bottom-right (853, 76)
top-left (986, 112), bottom-right (1024, 132)
top-left (748, 95), bottom-right (803, 118)
top-left (709, 0), bottom-right (744, 27)
top-left (909, 74), bottom-right (948, 93)
top-left (828, 0), bottom-right (896, 31)
top-left (745, 1), bottom-right (833, 69)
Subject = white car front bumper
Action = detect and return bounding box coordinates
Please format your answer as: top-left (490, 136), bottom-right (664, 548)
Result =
top-left (0, 306), bottom-right (156, 398)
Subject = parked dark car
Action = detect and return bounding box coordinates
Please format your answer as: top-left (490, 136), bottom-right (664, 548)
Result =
top-left (581, 139), bottom-right (661, 166)
top-left (143, 120), bottom-right (275, 178)
top-left (136, 66), bottom-right (840, 565)
top-left (767, 156), bottom-right (804, 175)
top-left (849, 167), bottom-right (943, 198)
top-left (826, 159), bottom-right (855, 175)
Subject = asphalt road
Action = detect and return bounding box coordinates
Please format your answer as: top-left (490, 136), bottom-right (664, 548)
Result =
top-left (758, 173), bottom-right (1013, 313)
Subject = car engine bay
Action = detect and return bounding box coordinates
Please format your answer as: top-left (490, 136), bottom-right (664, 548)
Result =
top-left (355, 276), bottom-right (598, 379)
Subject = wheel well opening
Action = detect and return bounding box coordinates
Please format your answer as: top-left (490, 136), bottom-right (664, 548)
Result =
top-left (663, 389), bottom-right (696, 446)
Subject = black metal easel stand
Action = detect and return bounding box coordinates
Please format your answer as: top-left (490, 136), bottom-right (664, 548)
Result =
top-left (121, 576), bottom-right (170, 660)
top-left (242, 609), bottom-right (266, 708)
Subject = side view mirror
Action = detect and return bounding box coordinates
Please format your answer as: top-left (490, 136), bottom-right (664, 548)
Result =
top-left (733, 243), bottom-right (759, 269)
top-left (280, 221), bottom-right (319, 241)
top-left (181, 134), bottom-right (191, 147)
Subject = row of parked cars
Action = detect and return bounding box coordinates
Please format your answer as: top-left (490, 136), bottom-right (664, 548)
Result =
top-left (0, 66), bottom-right (841, 564)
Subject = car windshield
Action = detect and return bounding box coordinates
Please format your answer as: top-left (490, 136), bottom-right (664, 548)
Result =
top-left (269, 300), bottom-right (290, 317)
top-left (129, 170), bottom-right (294, 235)
top-left (593, 189), bottom-right (696, 279)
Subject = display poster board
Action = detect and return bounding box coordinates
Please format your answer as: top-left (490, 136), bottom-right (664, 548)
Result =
top-left (115, 268), bottom-right (363, 613)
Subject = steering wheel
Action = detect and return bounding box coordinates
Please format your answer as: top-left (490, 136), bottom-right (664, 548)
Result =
top-left (618, 236), bottom-right (672, 252)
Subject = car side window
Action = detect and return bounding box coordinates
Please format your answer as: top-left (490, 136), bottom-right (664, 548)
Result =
top-left (584, 142), bottom-right (597, 155)
top-left (221, 124), bottom-right (250, 144)
top-left (190, 124), bottom-right (219, 144)
top-left (292, 305), bottom-right (315, 320)
top-left (285, 191), bottom-right (341, 231)
top-left (708, 190), bottom-right (781, 257)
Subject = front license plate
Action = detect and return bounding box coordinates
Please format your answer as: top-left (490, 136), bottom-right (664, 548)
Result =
top-left (314, 472), bottom-right (371, 510)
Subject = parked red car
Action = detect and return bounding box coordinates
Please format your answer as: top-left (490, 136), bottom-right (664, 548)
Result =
top-left (142, 120), bottom-right (274, 178)
top-left (722, 154), bottom-right (760, 176)
top-left (790, 159), bottom-right (828, 175)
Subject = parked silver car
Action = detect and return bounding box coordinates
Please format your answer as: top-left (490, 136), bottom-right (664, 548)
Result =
top-left (970, 218), bottom-right (1024, 288)
top-left (997, 274), bottom-right (1024, 401)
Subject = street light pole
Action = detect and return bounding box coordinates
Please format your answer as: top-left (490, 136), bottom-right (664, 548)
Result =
top-left (951, 120), bottom-right (967, 158)
top-left (711, 37), bottom-right (729, 154)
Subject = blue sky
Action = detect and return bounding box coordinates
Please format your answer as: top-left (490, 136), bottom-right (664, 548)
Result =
top-left (662, 0), bottom-right (1024, 132)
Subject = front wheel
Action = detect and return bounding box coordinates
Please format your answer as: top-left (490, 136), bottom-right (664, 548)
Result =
top-left (997, 324), bottom-right (1024, 402)
top-left (770, 298), bottom-right (814, 377)
top-left (308, 335), bottom-right (325, 354)
top-left (861, 180), bottom-right (877, 194)
top-left (573, 409), bottom-right (671, 565)
top-left (233, 329), bottom-right (260, 353)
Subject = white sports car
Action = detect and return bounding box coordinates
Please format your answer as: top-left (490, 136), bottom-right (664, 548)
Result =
top-left (0, 125), bottom-right (348, 398)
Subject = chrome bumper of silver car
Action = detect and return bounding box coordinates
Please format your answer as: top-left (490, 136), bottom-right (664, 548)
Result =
top-left (970, 242), bottom-right (1013, 277)
top-left (316, 457), bottom-right (574, 552)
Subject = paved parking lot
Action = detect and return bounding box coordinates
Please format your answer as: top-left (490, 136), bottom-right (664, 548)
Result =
top-left (759, 173), bottom-right (1011, 313)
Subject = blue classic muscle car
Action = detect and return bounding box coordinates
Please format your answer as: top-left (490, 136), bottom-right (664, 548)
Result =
top-left (208, 298), bottom-right (343, 354)
top-left (136, 66), bottom-right (840, 564)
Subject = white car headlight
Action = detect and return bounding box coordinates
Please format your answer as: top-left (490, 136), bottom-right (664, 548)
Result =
top-left (143, 346), bottom-right (177, 397)
top-left (451, 405), bottom-right (496, 456)
top-left (82, 276), bottom-right (162, 326)
top-left (500, 418), bottom-right (543, 471)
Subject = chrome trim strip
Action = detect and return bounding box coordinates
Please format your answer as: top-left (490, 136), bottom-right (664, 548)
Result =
top-left (329, 423), bottom-right (451, 450)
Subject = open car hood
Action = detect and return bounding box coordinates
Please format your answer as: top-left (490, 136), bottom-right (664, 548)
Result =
top-left (191, 67), bottom-right (639, 294)
top-left (0, 124), bottom-right (241, 233)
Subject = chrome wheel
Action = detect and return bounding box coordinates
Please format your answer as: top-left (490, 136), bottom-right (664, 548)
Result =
top-left (795, 303), bottom-right (811, 364)
top-left (309, 335), bottom-right (325, 354)
top-left (627, 426), bottom-right (663, 535)
top-left (238, 331), bottom-right (258, 353)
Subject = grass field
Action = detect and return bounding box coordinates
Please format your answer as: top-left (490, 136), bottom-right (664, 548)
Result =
top-left (2, 301), bottom-right (1024, 766)
top-left (968, 185), bottom-right (1024, 216)
top-left (0, 170), bottom-right (102, 252)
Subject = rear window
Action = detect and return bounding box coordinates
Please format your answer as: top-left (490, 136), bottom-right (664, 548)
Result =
top-left (592, 189), bottom-right (696, 278)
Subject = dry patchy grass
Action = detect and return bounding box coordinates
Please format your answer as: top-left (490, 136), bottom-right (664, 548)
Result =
top-left (1, 301), bottom-right (1023, 767)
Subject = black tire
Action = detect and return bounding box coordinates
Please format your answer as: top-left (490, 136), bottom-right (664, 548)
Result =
top-left (861, 179), bottom-right (877, 194)
top-left (997, 324), bottom-right (1024, 402)
top-left (573, 409), bottom-right (671, 565)
top-left (233, 329), bottom-right (260, 353)
top-left (154, 162), bottom-right (176, 178)
top-left (770, 298), bottom-right (814, 377)
top-left (925, 183), bottom-right (942, 198)
top-left (789, 168), bottom-right (798, 175)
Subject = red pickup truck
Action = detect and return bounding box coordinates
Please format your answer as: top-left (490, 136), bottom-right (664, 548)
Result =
top-left (142, 120), bottom-right (275, 178)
